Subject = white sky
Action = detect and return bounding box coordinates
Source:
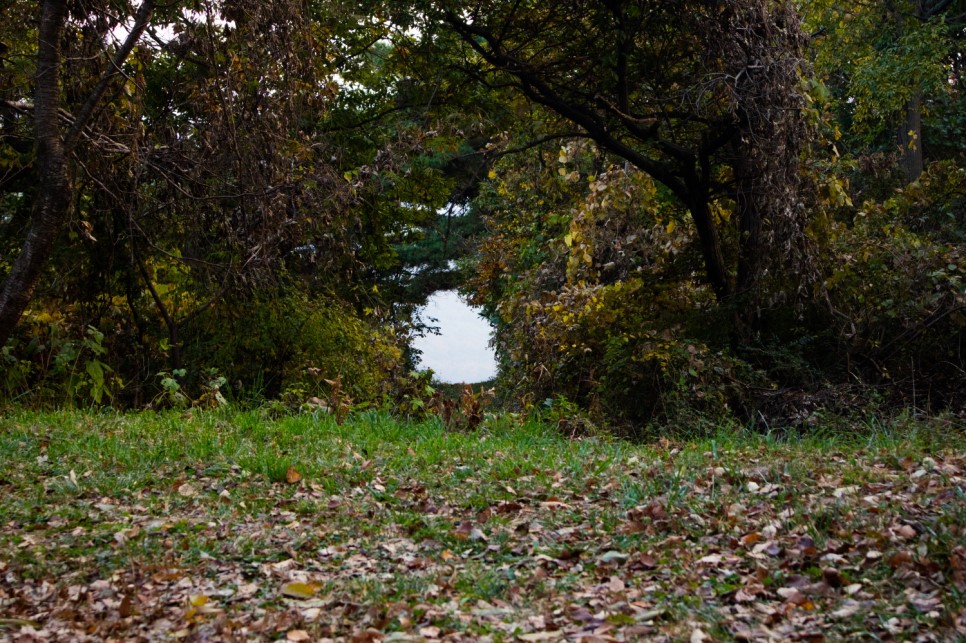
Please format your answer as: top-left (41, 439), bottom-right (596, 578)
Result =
top-left (412, 290), bottom-right (497, 383)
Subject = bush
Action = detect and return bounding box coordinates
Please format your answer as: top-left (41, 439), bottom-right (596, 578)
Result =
top-left (819, 162), bottom-right (965, 411)
top-left (182, 290), bottom-right (403, 405)
top-left (0, 312), bottom-right (122, 407)
top-left (472, 163), bottom-right (764, 431)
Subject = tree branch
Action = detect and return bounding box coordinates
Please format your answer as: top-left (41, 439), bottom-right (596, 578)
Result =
top-left (64, 0), bottom-right (156, 152)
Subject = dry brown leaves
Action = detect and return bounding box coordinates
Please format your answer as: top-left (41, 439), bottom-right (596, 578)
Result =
top-left (0, 442), bottom-right (963, 641)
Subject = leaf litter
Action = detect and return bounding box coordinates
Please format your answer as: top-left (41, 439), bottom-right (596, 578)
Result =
top-left (0, 413), bottom-right (963, 641)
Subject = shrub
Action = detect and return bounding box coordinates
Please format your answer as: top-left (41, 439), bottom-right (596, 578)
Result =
top-left (0, 312), bottom-right (122, 407)
top-left (180, 290), bottom-right (403, 406)
top-left (819, 162), bottom-right (965, 411)
top-left (473, 163), bottom-right (762, 431)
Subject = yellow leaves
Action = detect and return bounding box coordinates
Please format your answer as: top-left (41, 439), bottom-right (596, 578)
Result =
top-left (189, 594), bottom-right (210, 607)
top-left (27, 310), bottom-right (62, 325)
top-left (280, 582), bottom-right (321, 600)
top-left (184, 594), bottom-right (221, 622)
top-left (665, 220), bottom-right (677, 234)
top-left (710, 203), bottom-right (732, 224)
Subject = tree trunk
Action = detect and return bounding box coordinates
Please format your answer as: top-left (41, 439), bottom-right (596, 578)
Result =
top-left (0, 0), bottom-right (70, 347)
top-left (686, 191), bottom-right (732, 301)
top-left (899, 92), bottom-right (923, 183)
top-left (734, 157), bottom-right (763, 306)
top-left (0, 0), bottom-right (155, 348)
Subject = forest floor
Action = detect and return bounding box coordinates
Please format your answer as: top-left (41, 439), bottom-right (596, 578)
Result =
top-left (0, 410), bottom-right (964, 642)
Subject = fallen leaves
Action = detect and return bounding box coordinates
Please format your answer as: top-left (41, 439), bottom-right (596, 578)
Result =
top-left (0, 414), bottom-right (964, 641)
top-left (280, 582), bottom-right (321, 600)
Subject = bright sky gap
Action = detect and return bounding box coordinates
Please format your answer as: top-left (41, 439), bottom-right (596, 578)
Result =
top-left (412, 290), bottom-right (497, 384)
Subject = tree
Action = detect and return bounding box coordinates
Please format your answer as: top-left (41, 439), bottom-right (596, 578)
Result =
top-left (0, 1), bottom-right (409, 403)
top-left (406, 0), bottom-right (811, 314)
top-left (0, 0), bottom-right (154, 348)
top-left (803, 0), bottom-right (963, 183)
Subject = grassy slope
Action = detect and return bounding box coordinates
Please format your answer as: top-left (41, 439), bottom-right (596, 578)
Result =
top-left (0, 410), bottom-right (963, 641)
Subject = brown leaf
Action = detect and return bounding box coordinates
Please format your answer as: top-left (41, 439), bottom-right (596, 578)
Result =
top-left (896, 524), bottom-right (917, 540)
top-left (777, 587), bottom-right (810, 606)
top-left (822, 567), bottom-right (843, 588)
top-left (621, 519), bottom-right (648, 534)
top-left (454, 521), bottom-right (474, 540)
top-left (797, 535), bottom-right (818, 557)
top-left (636, 553), bottom-right (657, 569)
top-left (517, 632), bottom-right (562, 641)
top-left (539, 499), bottom-right (571, 510)
top-left (285, 467), bottom-right (302, 485)
top-left (888, 551), bottom-right (913, 568)
top-left (119, 592), bottom-right (135, 618)
top-left (555, 547), bottom-right (582, 561)
top-left (734, 586), bottom-right (758, 603)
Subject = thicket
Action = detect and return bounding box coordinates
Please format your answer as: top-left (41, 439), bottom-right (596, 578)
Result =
top-left (469, 151), bottom-right (964, 434)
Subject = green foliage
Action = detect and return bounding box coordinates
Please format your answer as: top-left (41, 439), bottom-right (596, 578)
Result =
top-left (155, 369), bottom-right (189, 408)
top-left (471, 154), bottom-right (760, 429)
top-left (820, 162), bottom-right (965, 408)
top-left (1, 0), bottom-right (451, 409)
top-left (0, 314), bottom-right (122, 407)
top-left (183, 290), bottom-right (402, 405)
top-left (3, 0), bottom-right (964, 426)
top-left (802, 0), bottom-right (965, 168)
top-left (392, 370), bottom-right (439, 418)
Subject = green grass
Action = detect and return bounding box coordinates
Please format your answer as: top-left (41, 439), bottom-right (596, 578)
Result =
top-left (0, 409), bottom-right (963, 640)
